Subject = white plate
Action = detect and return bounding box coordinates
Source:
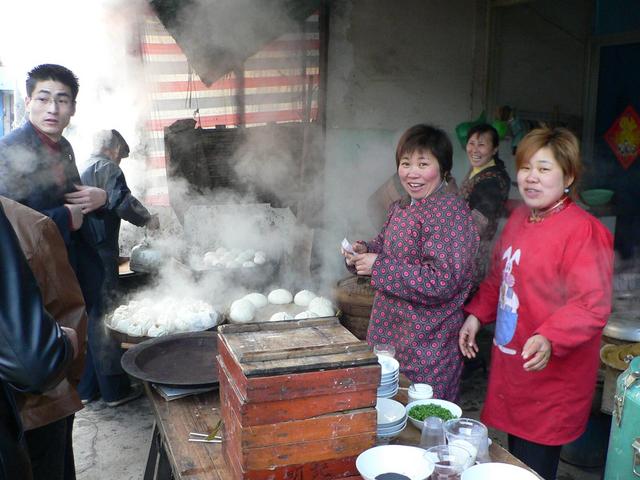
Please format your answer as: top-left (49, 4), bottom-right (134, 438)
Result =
top-left (406, 399), bottom-right (462, 430)
top-left (377, 355), bottom-right (400, 376)
top-left (379, 377), bottom-right (399, 387)
top-left (377, 384), bottom-right (399, 395)
top-left (377, 385), bottom-right (399, 399)
top-left (462, 462), bottom-right (539, 479)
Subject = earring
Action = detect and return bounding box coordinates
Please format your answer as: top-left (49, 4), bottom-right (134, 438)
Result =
top-left (564, 187), bottom-right (570, 194)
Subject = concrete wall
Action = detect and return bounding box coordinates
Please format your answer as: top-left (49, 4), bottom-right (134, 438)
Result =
top-left (489, 0), bottom-right (590, 118)
top-left (318, 0), bottom-right (484, 281)
top-left (316, 0), bottom-right (594, 283)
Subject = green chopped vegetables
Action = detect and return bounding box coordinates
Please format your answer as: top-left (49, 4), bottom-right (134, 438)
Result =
top-left (408, 403), bottom-right (456, 422)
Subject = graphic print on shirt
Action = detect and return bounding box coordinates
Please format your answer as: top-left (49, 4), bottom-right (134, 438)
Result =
top-left (495, 245), bottom-right (520, 355)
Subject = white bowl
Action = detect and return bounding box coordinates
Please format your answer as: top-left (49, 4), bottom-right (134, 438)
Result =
top-left (377, 419), bottom-right (407, 433)
top-left (462, 462), bottom-right (540, 480)
top-left (406, 399), bottom-right (462, 430)
top-left (377, 385), bottom-right (399, 399)
top-left (356, 445), bottom-right (435, 480)
top-left (376, 419), bottom-right (407, 437)
top-left (377, 355), bottom-right (400, 375)
top-left (376, 398), bottom-right (406, 426)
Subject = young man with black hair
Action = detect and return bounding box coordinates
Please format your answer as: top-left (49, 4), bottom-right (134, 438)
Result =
top-left (0, 64), bottom-right (138, 479)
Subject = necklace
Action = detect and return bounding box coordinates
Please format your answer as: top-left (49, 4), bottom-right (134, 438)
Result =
top-left (528, 196), bottom-right (570, 223)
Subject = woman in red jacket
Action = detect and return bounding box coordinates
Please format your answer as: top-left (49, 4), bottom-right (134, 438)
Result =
top-left (458, 127), bottom-right (613, 480)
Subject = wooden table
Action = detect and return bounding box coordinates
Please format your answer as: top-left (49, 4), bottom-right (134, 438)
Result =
top-left (143, 380), bottom-right (540, 479)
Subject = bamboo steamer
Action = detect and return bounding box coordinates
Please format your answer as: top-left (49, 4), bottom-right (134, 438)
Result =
top-left (334, 275), bottom-right (375, 340)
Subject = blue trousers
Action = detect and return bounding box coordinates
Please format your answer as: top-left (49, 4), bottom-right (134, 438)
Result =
top-left (77, 345), bottom-right (130, 402)
top-left (508, 434), bottom-right (562, 480)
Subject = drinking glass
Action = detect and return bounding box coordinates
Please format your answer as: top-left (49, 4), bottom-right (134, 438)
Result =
top-left (443, 417), bottom-right (490, 464)
top-left (374, 344), bottom-right (396, 358)
top-left (420, 416), bottom-right (445, 448)
top-left (424, 444), bottom-right (472, 480)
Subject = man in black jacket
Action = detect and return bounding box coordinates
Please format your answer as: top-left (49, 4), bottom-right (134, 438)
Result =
top-left (0, 64), bottom-right (111, 478)
top-left (0, 204), bottom-right (77, 479)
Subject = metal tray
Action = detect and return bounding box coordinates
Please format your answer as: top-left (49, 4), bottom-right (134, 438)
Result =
top-left (121, 331), bottom-right (219, 387)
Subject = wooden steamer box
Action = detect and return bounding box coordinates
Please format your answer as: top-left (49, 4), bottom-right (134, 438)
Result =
top-left (217, 317), bottom-right (379, 479)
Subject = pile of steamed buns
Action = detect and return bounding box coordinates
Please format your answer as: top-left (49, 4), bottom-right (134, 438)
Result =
top-left (229, 289), bottom-right (336, 323)
top-left (109, 297), bottom-right (221, 337)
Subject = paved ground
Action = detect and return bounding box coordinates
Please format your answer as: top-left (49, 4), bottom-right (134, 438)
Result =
top-left (74, 394), bottom-right (153, 479)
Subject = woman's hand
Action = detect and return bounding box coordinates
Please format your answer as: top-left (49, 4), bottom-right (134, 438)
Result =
top-left (459, 314), bottom-right (481, 358)
top-left (341, 241), bottom-right (368, 266)
top-left (352, 253), bottom-right (377, 275)
top-left (522, 334), bottom-right (552, 371)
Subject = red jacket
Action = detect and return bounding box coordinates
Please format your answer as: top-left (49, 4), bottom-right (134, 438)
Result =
top-left (466, 202), bottom-right (613, 445)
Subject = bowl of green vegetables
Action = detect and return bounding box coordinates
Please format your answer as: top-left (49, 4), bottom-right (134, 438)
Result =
top-left (406, 399), bottom-right (462, 430)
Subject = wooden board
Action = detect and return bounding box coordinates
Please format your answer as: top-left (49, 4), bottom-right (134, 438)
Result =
top-left (144, 384), bottom-right (230, 479)
top-left (218, 318), bottom-right (378, 376)
top-left (224, 448), bottom-right (361, 480)
top-left (217, 338), bottom-right (380, 403)
top-left (222, 388), bottom-right (374, 471)
top-left (218, 354), bottom-right (377, 426)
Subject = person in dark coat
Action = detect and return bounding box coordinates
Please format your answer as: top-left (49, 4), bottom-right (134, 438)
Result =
top-left (0, 65), bottom-right (138, 413)
top-left (78, 129), bottom-right (158, 405)
top-left (459, 123), bottom-right (511, 292)
top-left (0, 203), bottom-right (77, 480)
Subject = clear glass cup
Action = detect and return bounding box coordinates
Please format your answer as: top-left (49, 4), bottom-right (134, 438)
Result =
top-left (374, 343), bottom-right (396, 358)
top-left (443, 418), bottom-right (490, 464)
top-left (420, 416), bottom-right (445, 448)
top-left (424, 444), bottom-right (472, 480)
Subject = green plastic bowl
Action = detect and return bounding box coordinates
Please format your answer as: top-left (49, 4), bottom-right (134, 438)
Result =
top-left (580, 189), bottom-right (614, 206)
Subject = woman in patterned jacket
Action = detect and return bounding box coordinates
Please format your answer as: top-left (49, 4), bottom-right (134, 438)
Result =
top-left (343, 124), bottom-right (479, 401)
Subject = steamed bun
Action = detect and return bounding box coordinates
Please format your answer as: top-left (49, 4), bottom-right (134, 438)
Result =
top-left (294, 290), bottom-right (317, 307)
top-left (294, 310), bottom-right (317, 319)
top-left (243, 292), bottom-right (268, 309)
top-left (268, 288), bottom-right (293, 305)
top-left (309, 296), bottom-right (333, 313)
top-left (270, 311), bottom-right (293, 321)
top-left (229, 299), bottom-right (256, 323)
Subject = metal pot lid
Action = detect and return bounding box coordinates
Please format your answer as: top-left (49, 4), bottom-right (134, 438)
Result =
top-left (604, 311), bottom-right (640, 341)
top-left (121, 331), bottom-right (218, 387)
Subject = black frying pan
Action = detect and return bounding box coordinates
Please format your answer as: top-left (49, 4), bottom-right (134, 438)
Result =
top-left (121, 331), bottom-right (218, 387)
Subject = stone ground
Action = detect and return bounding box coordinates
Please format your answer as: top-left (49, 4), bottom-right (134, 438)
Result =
top-left (72, 337), bottom-right (606, 479)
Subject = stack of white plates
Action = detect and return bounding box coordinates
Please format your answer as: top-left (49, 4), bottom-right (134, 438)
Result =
top-left (376, 398), bottom-right (407, 439)
top-left (377, 355), bottom-right (400, 398)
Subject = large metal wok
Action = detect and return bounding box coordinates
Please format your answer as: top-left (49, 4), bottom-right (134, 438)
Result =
top-left (121, 331), bottom-right (218, 387)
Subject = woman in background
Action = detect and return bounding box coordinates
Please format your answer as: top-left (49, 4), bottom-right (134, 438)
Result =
top-left (459, 127), bottom-right (613, 480)
top-left (343, 124), bottom-right (479, 401)
top-left (459, 123), bottom-right (511, 292)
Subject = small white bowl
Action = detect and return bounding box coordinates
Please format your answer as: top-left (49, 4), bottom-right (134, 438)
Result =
top-left (376, 419), bottom-right (407, 438)
top-left (406, 399), bottom-right (462, 430)
top-left (377, 355), bottom-right (400, 375)
top-left (356, 445), bottom-right (435, 480)
top-left (376, 398), bottom-right (406, 427)
top-left (462, 462), bottom-right (540, 480)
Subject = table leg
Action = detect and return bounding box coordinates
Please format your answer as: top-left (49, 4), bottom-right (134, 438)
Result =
top-left (144, 422), bottom-right (160, 480)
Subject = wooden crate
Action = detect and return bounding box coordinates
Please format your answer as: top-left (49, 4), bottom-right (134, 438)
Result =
top-left (217, 318), bottom-right (378, 479)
